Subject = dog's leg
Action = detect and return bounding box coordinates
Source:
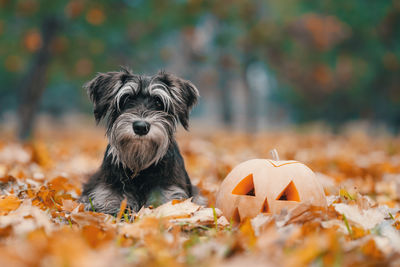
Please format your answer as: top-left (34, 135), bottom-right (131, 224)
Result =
top-left (145, 185), bottom-right (188, 207)
top-left (81, 184), bottom-right (123, 215)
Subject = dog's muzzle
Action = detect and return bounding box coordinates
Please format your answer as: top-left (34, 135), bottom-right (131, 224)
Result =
top-left (132, 120), bottom-right (150, 136)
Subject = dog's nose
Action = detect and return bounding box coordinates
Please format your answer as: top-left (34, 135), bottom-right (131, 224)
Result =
top-left (132, 121), bottom-right (150, 136)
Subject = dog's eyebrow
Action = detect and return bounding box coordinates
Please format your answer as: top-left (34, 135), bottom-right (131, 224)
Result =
top-left (148, 82), bottom-right (169, 93)
top-left (115, 81), bottom-right (138, 111)
top-left (147, 82), bottom-right (174, 112)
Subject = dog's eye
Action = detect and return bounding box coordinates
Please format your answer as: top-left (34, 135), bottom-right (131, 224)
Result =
top-left (119, 94), bottom-right (132, 109)
top-left (154, 96), bottom-right (163, 109)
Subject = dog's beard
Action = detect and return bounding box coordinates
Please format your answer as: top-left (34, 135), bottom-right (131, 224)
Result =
top-left (107, 112), bottom-right (174, 174)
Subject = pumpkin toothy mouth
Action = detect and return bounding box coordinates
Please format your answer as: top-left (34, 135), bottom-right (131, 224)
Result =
top-left (232, 208), bottom-right (240, 222)
top-left (261, 197), bottom-right (270, 213)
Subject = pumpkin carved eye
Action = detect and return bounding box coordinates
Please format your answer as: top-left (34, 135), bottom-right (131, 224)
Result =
top-left (276, 181), bottom-right (300, 202)
top-left (231, 174), bottom-right (255, 196)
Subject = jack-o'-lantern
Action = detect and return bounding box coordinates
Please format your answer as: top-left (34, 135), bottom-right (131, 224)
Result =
top-left (215, 151), bottom-right (326, 222)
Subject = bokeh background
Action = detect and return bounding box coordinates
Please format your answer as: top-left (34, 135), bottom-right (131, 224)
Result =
top-left (1, 0), bottom-right (400, 138)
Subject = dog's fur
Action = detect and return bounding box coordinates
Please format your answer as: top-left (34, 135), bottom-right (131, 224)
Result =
top-left (79, 68), bottom-right (206, 215)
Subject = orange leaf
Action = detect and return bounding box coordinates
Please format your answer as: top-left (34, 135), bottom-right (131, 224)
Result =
top-left (30, 141), bottom-right (52, 168)
top-left (82, 225), bottom-right (115, 249)
top-left (61, 199), bottom-right (80, 212)
top-left (116, 198), bottom-right (127, 221)
top-left (0, 195), bottom-right (21, 215)
top-left (239, 218), bottom-right (256, 248)
top-left (48, 176), bottom-right (73, 192)
top-left (361, 239), bottom-right (384, 260)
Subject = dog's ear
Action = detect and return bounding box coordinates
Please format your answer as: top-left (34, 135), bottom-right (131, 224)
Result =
top-left (175, 79), bottom-right (199, 130)
top-left (158, 72), bottom-right (200, 130)
top-left (85, 69), bottom-right (132, 123)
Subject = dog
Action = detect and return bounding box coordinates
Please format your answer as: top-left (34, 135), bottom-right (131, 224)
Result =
top-left (79, 68), bottom-right (206, 215)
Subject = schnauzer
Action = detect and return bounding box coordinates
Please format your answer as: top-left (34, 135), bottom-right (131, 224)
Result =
top-left (79, 68), bottom-right (206, 215)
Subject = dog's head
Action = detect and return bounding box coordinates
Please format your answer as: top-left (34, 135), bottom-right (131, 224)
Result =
top-left (85, 68), bottom-right (199, 172)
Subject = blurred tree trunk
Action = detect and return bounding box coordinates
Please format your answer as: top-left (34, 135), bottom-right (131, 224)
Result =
top-left (17, 17), bottom-right (59, 140)
top-left (242, 54), bottom-right (257, 132)
top-left (218, 54), bottom-right (234, 127)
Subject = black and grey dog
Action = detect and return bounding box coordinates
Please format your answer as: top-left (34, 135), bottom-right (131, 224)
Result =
top-left (80, 68), bottom-right (206, 214)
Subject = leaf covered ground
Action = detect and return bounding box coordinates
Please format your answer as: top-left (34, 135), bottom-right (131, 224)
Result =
top-left (0, 117), bottom-right (400, 267)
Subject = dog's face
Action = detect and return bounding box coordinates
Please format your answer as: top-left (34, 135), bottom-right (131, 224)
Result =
top-left (85, 68), bottom-right (199, 172)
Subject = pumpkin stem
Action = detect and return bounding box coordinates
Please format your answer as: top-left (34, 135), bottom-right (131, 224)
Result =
top-left (269, 149), bottom-right (280, 161)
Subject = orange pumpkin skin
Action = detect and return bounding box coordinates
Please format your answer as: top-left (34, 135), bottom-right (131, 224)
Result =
top-left (215, 159), bottom-right (327, 222)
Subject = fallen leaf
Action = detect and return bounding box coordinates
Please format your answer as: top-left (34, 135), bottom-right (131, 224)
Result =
top-left (153, 199), bottom-right (201, 219)
top-left (172, 207), bottom-right (229, 227)
top-left (333, 203), bottom-right (385, 230)
top-left (0, 195), bottom-right (21, 215)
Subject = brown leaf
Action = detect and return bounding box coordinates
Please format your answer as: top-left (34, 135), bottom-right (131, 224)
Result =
top-left (120, 217), bottom-right (165, 239)
top-left (70, 212), bottom-right (113, 228)
top-left (61, 199), bottom-right (81, 212)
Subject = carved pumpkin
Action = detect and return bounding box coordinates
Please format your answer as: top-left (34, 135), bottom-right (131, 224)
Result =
top-left (215, 156), bottom-right (326, 222)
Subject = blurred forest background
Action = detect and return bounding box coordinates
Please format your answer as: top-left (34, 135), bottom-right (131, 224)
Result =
top-left (1, 0), bottom-right (400, 138)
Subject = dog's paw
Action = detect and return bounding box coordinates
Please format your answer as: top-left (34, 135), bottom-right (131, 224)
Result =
top-left (161, 185), bottom-right (189, 202)
top-left (192, 194), bottom-right (208, 206)
top-left (80, 184), bottom-right (123, 214)
top-left (191, 185), bottom-right (208, 206)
